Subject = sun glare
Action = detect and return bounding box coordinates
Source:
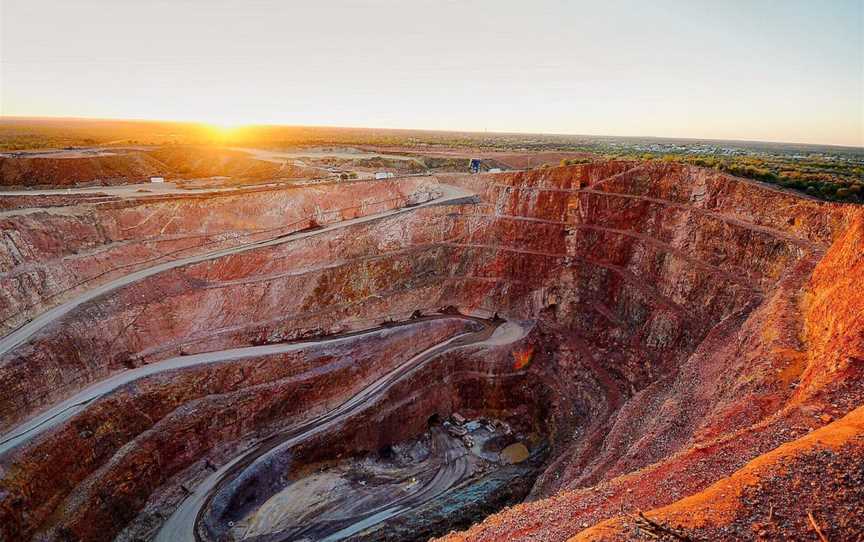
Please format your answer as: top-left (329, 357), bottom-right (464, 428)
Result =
top-left (203, 120), bottom-right (248, 139)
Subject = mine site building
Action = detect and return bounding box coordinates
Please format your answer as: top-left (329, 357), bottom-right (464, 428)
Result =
top-left (374, 172), bottom-right (395, 180)
top-left (150, 176), bottom-right (165, 183)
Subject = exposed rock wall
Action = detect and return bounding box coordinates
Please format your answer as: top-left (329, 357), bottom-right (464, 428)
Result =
top-left (570, 212), bottom-right (864, 542)
top-left (1, 160), bottom-right (861, 541)
top-left (436, 165), bottom-right (862, 542)
top-left (0, 177), bottom-right (434, 336)
top-left (0, 318), bottom-right (476, 541)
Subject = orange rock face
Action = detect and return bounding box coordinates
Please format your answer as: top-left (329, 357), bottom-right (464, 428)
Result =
top-left (437, 164), bottom-right (864, 542)
top-left (1, 160), bottom-right (862, 541)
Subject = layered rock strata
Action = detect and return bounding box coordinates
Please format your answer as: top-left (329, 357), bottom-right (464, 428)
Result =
top-left (0, 160), bottom-right (861, 541)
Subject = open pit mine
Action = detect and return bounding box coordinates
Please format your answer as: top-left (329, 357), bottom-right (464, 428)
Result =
top-left (1, 157), bottom-right (863, 542)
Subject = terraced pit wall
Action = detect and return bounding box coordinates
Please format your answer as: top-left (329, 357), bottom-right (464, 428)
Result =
top-left (1, 161), bottom-right (861, 541)
top-left (0, 177), bottom-right (437, 337)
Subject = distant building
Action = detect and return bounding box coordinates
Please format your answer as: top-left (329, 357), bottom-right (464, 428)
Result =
top-left (374, 172), bottom-right (394, 180)
top-left (488, 168), bottom-right (502, 173)
top-left (149, 176), bottom-right (165, 183)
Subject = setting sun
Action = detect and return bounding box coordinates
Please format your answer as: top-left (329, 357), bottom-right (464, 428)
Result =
top-left (203, 121), bottom-right (248, 139)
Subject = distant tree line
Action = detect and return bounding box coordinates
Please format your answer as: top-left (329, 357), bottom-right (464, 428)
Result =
top-left (634, 153), bottom-right (864, 204)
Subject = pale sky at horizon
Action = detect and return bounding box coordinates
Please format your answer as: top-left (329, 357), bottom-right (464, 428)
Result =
top-left (1, 0), bottom-right (862, 146)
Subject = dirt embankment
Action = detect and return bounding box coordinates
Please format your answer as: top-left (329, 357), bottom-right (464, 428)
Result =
top-left (0, 150), bottom-right (165, 187)
top-left (0, 146), bottom-right (321, 188)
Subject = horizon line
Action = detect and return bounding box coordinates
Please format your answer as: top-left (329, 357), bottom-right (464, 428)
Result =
top-left (2, 114), bottom-right (862, 151)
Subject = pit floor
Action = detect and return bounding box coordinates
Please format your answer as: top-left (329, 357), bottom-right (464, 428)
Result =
top-left (230, 417), bottom-right (533, 541)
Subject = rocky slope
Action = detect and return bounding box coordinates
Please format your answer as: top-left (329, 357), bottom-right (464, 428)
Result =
top-left (0, 160), bottom-right (861, 541)
top-left (437, 163), bottom-right (862, 541)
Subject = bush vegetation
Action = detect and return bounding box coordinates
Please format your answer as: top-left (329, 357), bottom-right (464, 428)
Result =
top-left (560, 158), bottom-right (591, 166)
top-left (606, 153), bottom-right (864, 204)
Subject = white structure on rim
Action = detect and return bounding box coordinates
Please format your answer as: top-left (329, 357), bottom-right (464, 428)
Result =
top-left (150, 176), bottom-right (165, 183)
top-left (374, 172), bottom-right (395, 180)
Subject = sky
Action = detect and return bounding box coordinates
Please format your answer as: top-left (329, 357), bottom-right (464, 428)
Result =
top-left (1, 0), bottom-right (862, 146)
